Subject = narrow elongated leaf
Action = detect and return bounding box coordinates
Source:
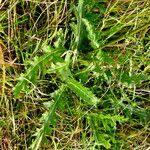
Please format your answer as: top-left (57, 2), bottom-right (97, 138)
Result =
top-left (57, 63), bottom-right (99, 105)
top-left (76, 0), bottom-right (84, 50)
top-left (71, 0), bottom-right (84, 51)
top-left (103, 23), bottom-right (124, 41)
top-left (30, 86), bottom-right (65, 150)
top-left (82, 18), bottom-right (100, 49)
top-left (13, 49), bottom-right (63, 97)
top-left (65, 77), bottom-right (99, 105)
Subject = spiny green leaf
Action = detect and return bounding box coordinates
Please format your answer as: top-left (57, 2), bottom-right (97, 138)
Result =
top-left (30, 85), bottom-right (65, 150)
top-left (89, 113), bottom-right (128, 149)
top-left (71, 0), bottom-right (84, 51)
top-left (82, 18), bottom-right (100, 49)
top-left (65, 77), bottom-right (99, 105)
top-left (13, 49), bottom-right (63, 97)
top-left (54, 28), bottom-right (66, 48)
top-left (54, 60), bottom-right (99, 105)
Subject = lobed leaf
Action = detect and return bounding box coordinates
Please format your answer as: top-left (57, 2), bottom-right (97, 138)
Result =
top-left (13, 49), bottom-right (63, 97)
top-left (30, 85), bottom-right (66, 150)
top-left (65, 77), bottom-right (99, 105)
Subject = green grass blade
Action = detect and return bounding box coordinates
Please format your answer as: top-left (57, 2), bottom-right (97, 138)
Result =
top-left (95, 21), bottom-right (150, 51)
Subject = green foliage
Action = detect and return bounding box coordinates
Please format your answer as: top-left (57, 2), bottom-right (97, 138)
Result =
top-left (30, 85), bottom-right (66, 150)
top-left (70, 0), bottom-right (85, 51)
top-left (1, 0), bottom-right (149, 149)
top-left (65, 77), bottom-right (99, 105)
top-left (13, 48), bottom-right (64, 97)
top-left (89, 113), bottom-right (128, 149)
top-left (13, 41), bottom-right (100, 148)
top-left (82, 18), bottom-right (100, 49)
